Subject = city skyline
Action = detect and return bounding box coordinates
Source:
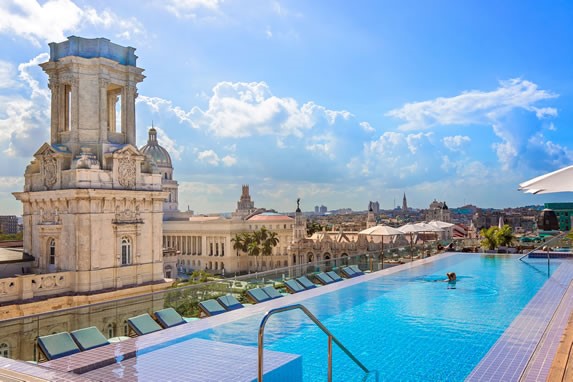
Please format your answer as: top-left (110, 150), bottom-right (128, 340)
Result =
top-left (2, 0), bottom-right (573, 215)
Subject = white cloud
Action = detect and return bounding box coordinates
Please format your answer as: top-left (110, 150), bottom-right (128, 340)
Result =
top-left (197, 149), bottom-right (220, 165)
top-left (163, 0), bottom-right (221, 19)
top-left (0, 1), bottom-right (145, 45)
top-left (386, 78), bottom-right (558, 169)
top-left (0, 54), bottom-right (50, 157)
top-left (443, 135), bottom-right (470, 152)
top-left (359, 121), bottom-right (375, 133)
top-left (221, 155), bottom-right (237, 166)
top-left (138, 81), bottom-right (352, 139)
top-left (386, 78), bottom-right (557, 131)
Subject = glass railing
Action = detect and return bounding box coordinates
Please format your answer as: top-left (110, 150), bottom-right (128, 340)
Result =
top-left (0, 243), bottom-right (450, 362)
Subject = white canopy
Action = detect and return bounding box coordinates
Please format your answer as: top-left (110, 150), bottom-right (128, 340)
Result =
top-left (518, 165), bottom-right (573, 194)
top-left (399, 222), bottom-right (443, 233)
top-left (359, 225), bottom-right (404, 236)
top-left (428, 220), bottom-right (454, 229)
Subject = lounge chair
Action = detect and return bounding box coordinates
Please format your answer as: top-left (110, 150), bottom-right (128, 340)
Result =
top-left (37, 332), bottom-right (81, 361)
top-left (349, 265), bottom-right (365, 276)
top-left (154, 308), bottom-right (195, 328)
top-left (314, 272), bottom-right (335, 285)
top-left (198, 299), bottom-right (227, 317)
top-left (262, 286), bottom-right (283, 299)
top-left (296, 276), bottom-right (317, 289)
top-left (246, 288), bottom-right (273, 303)
top-left (127, 313), bottom-right (163, 336)
top-left (341, 266), bottom-right (364, 278)
top-left (70, 327), bottom-right (109, 351)
top-left (217, 295), bottom-right (244, 311)
top-left (326, 271), bottom-right (344, 282)
top-left (284, 279), bottom-right (305, 294)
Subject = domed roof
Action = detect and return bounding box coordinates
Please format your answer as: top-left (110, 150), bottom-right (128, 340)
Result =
top-left (140, 127), bottom-right (172, 168)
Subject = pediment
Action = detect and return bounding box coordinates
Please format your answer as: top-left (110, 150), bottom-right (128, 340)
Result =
top-left (33, 143), bottom-right (58, 157)
top-left (113, 144), bottom-right (142, 156)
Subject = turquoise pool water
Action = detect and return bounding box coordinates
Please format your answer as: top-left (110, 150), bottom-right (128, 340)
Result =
top-left (186, 254), bottom-right (559, 381)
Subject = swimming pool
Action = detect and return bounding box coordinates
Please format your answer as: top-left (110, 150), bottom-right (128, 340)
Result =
top-left (181, 254), bottom-right (557, 381)
top-left (41, 253), bottom-right (572, 382)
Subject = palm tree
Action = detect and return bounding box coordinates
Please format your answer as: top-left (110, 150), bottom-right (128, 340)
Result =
top-left (262, 230), bottom-right (280, 256)
top-left (495, 224), bottom-right (514, 247)
top-left (480, 226), bottom-right (498, 250)
top-left (247, 238), bottom-right (261, 271)
top-left (231, 233), bottom-right (246, 256)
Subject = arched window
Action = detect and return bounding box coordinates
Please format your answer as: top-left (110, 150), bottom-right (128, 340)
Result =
top-left (49, 238), bottom-right (56, 265)
top-left (106, 323), bottom-right (115, 338)
top-left (0, 342), bottom-right (9, 358)
top-left (123, 320), bottom-right (129, 337)
top-left (121, 237), bottom-right (132, 265)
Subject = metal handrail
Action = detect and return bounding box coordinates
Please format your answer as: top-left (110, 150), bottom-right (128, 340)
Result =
top-left (518, 231), bottom-right (569, 262)
top-left (258, 304), bottom-right (376, 382)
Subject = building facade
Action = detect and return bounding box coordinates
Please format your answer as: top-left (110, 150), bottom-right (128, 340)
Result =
top-left (11, 36), bottom-right (168, 299)
top-left (0, 216), bottom-right (18, 235)
top-left (544, 202), bottom-right (573, 231)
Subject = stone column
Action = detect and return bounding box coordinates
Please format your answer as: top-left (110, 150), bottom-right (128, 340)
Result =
top-left (124, 84), bottom-right (136, 145)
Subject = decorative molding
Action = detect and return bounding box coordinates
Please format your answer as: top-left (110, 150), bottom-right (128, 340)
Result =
top-left (113, 206), bottom-right (142, 224)
top-left (118, 155), bottom-right (136, 189)
top-left (41, 154), bottom-right (58, 189)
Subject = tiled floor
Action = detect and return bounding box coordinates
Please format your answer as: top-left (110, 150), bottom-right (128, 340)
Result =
top-left (2, 253), bottom-right (572, 382)
top-left (466, 262), bottom-right (573, 381)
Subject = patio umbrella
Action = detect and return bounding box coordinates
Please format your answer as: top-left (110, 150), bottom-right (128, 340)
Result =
top-left (399, 223), bottom-right (443, 260)
top-left (518, 165), bottom-right (573, 194)
top-left (359, 225), bottom-right (404, 268)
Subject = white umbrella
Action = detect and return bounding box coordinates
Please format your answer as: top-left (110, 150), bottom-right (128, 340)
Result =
top-left (428, 220), bottom-right (455, 229)
top-left (359, 225), bottom-right (404, 267)
top-left (399, 223), bottom-right (443, 260)
top-left (518, 165), bottom-right (573, 194)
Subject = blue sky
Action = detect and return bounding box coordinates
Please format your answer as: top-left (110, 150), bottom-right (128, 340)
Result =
top-left (1, 0), bottom-right (573, 215)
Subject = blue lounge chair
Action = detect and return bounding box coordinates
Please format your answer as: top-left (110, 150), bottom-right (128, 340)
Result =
top-left (246, 288), bottom-right (273, 303)
top-left (262, 286), bottom-right (283, 299)
top-left (341, 266), bottom-right (364, 278)
top-left (198, 299), bottom-right (227, 316)
top-left (37, 332), bottom-right (81, 361)
top-left (326, 271), bottom-right (344, 282)
top-left (284, 279), bottom-right (305, 294)
top-left (154, 308), bottom-right (195, 328)
top-left (349, 265), bottom-right (365, 276)
top-left (70, 327), bottom-right (109, 351)
top-left (296, 276), bottom-right (317, 289)
top-left (315, 272), bottom-right (335, 285)
top-left (127, 313), bottom-right (163, 336)
top-left (217, 295), bottom-right (244, 311)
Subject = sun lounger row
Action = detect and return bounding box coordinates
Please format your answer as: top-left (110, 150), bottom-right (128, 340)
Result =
top-left (198, 294), bottom-right (245, 316)
top-left (37, 308), bottom-right (195, 361)
top-left (284, 267), bottom-right (364, 294)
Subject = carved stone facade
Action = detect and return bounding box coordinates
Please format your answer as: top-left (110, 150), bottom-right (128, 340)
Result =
top-left (11, 37), bottom-right (168, 300)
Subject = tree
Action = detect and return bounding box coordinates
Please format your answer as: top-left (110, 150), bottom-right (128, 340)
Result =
top-left (238, 228), bottom-right (281, 272)
top-left (306, 221), bottom-right (324, 236)
top-left (480, 227), bottom-right (498, 250)
top-left (495, 224), bottom-right (514, 247)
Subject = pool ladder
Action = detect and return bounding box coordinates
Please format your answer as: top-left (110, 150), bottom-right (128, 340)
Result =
top-left (258, 304), bottom-right (378, 382)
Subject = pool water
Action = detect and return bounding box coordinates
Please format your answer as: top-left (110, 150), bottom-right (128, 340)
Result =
top-left (182, 255), bottom-right (559, 381)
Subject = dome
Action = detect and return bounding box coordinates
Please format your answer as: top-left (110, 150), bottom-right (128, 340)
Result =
top-left (140, 127), bottom-right (172, 168)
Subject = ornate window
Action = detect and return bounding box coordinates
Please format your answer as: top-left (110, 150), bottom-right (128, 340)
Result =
top-left (48, 238), bottom-right (56, 265)
top-left (106, 323), bottom-right (115, 338)
top-left (221, 243), bottom-right (224, 257)
top-left (0, 342), bottom-right (9, 358)
top-left (121, 237), bottom-right (132, 265)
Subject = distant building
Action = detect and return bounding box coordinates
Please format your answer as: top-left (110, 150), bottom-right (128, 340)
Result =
top-left (319, 205), bottom-right (327, 214)
top-left (0, 216), bottom-right (18, 235)
top-left (231, 185), bottom-right (256, 219)
top-left (402, 193), bottom-right (408, 212)
top-left (425, 200), bottom-right (451, 222)
top-left (544, 202), bottom-right (573, 231)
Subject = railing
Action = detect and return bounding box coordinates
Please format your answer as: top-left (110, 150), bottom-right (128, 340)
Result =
top-left (258, 304), bottom-right (377, 382)
top-left (518, 231), bottom-right (569, 263)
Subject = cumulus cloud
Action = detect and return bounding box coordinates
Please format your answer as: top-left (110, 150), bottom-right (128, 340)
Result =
top-left (359, 121), bottom-right (375, 133)
top-left (196, 149), bottom-right (236, 166)
top-left (386, 78), bottom-right (557, 131)
top-left (443, 135), bottom-right (470, 152)
top-left (0, 53), bottom-right (50, 158)
top-left (138, 81), bottom-right (352, 139)
top-left (0, 0), bottom-right (145, 45)
top-left (386, 78), bottom-right (559, 170)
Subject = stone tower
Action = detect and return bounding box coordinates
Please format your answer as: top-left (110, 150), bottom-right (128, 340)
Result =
top-left (232, 184), bottom-right (256, 219)
top-left (293, 198), bottom-right (307, 241)
top-left (366, 203), bottom-right (375, 228)
top-left (13, 36), bottom-right (167, 295)
top-left (402, 193), bottom-right (408, 212)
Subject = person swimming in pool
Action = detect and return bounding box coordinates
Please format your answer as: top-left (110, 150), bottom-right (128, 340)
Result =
top-left (446, 272), bottom-right (457, 289)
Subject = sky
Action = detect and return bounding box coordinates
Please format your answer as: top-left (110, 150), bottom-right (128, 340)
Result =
top-left (1, 0), bottom-right (573, 215)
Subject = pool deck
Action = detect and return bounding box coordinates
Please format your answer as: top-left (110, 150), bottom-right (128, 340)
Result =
top-left (1, 253), bottom-right (573, 381)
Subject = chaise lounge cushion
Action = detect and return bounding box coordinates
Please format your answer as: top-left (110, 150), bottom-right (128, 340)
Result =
top-left (70, 327), bottom-right (110, 351)
top-left (37, 332), bottom-right (81, 360)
